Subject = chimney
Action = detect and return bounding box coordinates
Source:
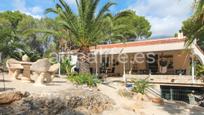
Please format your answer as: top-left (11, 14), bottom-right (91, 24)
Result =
top-left (177, 31), bottom-right (184, 39)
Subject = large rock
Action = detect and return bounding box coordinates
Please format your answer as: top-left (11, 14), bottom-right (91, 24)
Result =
top-left (0, 91), bottom-right (29, 104)
top-left (0, 89), bottom-right (114, 115)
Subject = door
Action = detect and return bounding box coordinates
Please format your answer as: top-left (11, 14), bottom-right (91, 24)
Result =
top-left (147, 54), bottom-right (158, 74)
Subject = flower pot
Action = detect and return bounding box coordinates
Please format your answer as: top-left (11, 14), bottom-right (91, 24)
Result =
top-left (152, 98), bottom-right (164, 105)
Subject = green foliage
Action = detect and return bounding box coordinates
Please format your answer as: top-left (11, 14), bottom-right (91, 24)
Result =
top-left (46, 0), bottom-right (152, 74)
top-left (108, 10), bottom-right (151, 41)
top-left (0, 11), bottom-right (57, 60)
top-left (22, 17), bottom-right (63, 53)
top-left (196, 64), bottom-right (204, 78)
top-left (181, 1), bottom-right (204, 49)
top-left (46, 52), bottom-right (58, 64)
top-left (0, 1), bottom-right (152, 75)
top-left (68, 73), bottom-right (101, 87)
top-left (10, 49), bottom-right (41, 62)
top-left (132, 78), bottom-right (151, 94)
top-left (46, 1), bottom-right (152, 47)
top-left (60, 58), bottom-right (74, 75)
top-left (24, 19), bottom-right (73, 53)
top-left (0, 11), bottom-right (24, 29)
top-left (194, 0), bottom-right (204, 22)
top-left (0, 11), bottom-right (24, 58)
top-left (18, 17), bottom-right (57, 54)
top-left (46, 0), bottom-right (115, 48)
top-left (182, 17), bottom-right (204, 49)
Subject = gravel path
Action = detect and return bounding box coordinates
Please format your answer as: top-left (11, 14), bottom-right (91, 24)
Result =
top-left (1, 73), bottom-right (204, 115)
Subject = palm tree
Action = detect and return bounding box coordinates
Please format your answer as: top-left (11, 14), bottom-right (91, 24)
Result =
top-left (103, 10), bottom-right (151, 43)
top-left (46, 0), bottom-right (115, 73)
top-left (194, 0), bottom-right (204, 22)
top-left (105, 10), bottom-right (137, 41)
top-left (185, 0), bottom-right (204, 46)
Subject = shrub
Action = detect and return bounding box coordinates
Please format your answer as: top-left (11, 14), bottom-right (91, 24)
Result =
top-left (68, 73), bottom-right (101, 87)
top-left (10, 49), bottom-right (41, 62)
top-left (196, 64), bottom-right (204, 78)
top-left (132, 78), bottom-right (151, 95)
top-left (60, 58), bottom-right (74, 75)
top-left (46, 52), bottom-right (58, 64)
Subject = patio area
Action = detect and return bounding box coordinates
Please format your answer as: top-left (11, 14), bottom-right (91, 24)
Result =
top-left (0, 73), bottom-right (74, 93)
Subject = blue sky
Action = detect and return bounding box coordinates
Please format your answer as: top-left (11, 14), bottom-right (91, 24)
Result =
top-left (0, 0), bottom-right (194, 37)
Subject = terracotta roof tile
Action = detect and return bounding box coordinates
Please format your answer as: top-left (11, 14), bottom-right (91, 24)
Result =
top-left (90, 37), bottom-right (185, 50)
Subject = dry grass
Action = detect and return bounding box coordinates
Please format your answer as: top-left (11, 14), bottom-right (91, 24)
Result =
top-left (118, 89), bottom-right (134, 99)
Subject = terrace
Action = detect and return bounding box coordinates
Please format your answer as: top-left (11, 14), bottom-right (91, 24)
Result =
top-left (89, 37), bottom-right (204, 86)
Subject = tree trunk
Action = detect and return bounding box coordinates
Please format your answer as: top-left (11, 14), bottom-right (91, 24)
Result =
top-left (78, 47), bottom-right (90, 74)
top-left (79, 60), bottom-right (90, 73)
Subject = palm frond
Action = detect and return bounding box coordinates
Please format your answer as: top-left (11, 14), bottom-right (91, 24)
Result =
top-left (95, 2), bottom-right (115, 22)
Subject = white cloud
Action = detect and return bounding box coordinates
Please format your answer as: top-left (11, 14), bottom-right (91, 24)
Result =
top-left (12, 0), bottom-right (43, 19)
top-left (65, 0), bottom-right (75, 5)
top-left (21, 11), bottom-right (42, 19)
top-left (11, 0), bottom-right (76, 19)
top-left (128, 0), bottom-right (194, 37)
top-left (30, 6), bottom-right (44, 15)
top-left (13, 0), bottom-right (27, 11)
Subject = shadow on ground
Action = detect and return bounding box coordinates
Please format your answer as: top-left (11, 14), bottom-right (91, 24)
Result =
top-left (52, 81), bottom-right (67, 83)
top-left (45, 83), bottom-right (62, 86)
top-left (0, 88), bottom-right (15, 92)
top-left (0, 80), bottom-right (12, 82)
top-left (159, 101), bottom-right (204, 115)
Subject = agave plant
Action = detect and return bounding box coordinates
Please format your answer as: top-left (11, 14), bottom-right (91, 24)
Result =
top-left (68, 73), bottom-right (101, 87)
top-left (132, 78), bottom-right (151, 95)
top-left (60, 58), bottom-right (74, 75)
